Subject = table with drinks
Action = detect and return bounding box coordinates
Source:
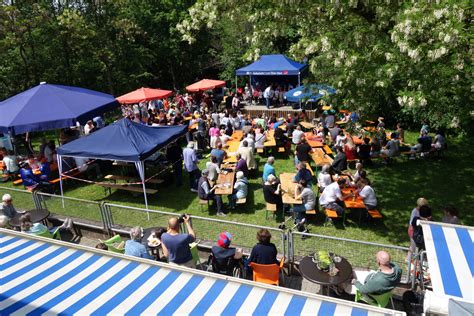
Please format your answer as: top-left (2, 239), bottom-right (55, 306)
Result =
top-left (299, 252), bottom-right (353, 295)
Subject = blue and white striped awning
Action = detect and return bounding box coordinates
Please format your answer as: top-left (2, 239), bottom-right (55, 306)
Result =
top-left (0, 229), bottom-right (404, 315)
top-left (421, 221), bottom-right (473, 301)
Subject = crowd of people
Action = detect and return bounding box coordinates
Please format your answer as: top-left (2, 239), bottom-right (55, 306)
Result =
top-left (0, 85), bottom-right (461, 314)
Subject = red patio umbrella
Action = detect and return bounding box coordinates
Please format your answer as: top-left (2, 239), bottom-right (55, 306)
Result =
top-left (185, 79), bottom-right (226, 92)
top-left (116, 87), bottom-right (173, 104)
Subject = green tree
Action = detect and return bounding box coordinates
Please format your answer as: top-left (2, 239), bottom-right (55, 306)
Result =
top-left (178, 0), bottom-right (472, 131)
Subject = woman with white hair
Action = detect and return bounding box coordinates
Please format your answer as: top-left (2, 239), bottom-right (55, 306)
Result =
top-left (0, 194), bottom-right (20, 220)
top-left (228, 171), bottom-right (248, 209)
top-left (317, 164), bottom-right (332, 193)
top-left (125, 226), bottom-right (153, 259)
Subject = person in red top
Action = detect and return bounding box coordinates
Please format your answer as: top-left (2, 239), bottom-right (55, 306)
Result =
top-left (344, 136), bottom-right (358, 160)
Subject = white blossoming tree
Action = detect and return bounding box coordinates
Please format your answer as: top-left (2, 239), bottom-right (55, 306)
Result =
top-left (178, 0), bottom-right (471, 131)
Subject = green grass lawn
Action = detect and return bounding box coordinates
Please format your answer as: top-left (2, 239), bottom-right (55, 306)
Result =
top-left (2, 131), bottom-right (473, 248)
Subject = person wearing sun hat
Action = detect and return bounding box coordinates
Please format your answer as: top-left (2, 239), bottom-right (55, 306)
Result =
top-left (211, 232), bottom-right (243, 272)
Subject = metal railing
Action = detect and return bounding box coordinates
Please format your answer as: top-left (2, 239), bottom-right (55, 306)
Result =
top-left (290, 231), bottom-right (411, 282)
top-left (1, 186), bottom-right (410, 280)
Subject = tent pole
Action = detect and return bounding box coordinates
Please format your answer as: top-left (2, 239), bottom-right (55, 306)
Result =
top-left (298, 73), bottom-right (301, 87)
top-left (235, 75), bottom-right (238, 93)
top-left (136, 161), bottom-right (150, 220)
top-left (57, 154), bottom-right (65, 208)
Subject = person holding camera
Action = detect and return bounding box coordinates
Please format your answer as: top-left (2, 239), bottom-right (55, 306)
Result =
top-left (161, 214), bottom-right (196, 268)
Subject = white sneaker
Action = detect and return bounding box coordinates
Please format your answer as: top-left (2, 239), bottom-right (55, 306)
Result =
top-left (217, 212), bottom-right (227, 217)
top-left (190, 188), bottom-right (198, 193)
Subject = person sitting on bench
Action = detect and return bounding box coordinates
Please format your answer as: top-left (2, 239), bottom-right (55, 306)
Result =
top-left (198, 169), bottom-right (226, 216)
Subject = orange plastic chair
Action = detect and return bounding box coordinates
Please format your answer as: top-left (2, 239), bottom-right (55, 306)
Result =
top-left (249, 257), bottom-right (285, 286)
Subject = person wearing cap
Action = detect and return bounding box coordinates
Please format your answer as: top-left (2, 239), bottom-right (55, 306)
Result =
top-left (228, 171), bottom-right (248, 209)
top-left (183, 141), bottom-right (200, 192)
top-left (124, 226), bottom-right (153, 259)
top-left (0, 194), bottom-right (22, 220)
top-left (211, 232), bottom-right (243, 274)
top-left (263, 174), bottom-right (283, 211)
top-left (197, 169), bottom-right (226, 216)
top-left (161, 215), bottom-right (196, 267)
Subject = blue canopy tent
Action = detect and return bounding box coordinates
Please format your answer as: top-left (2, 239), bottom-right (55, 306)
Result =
top-left (235, 54), bottom-right (307, 89)
top-left (284, 84), bottom-right (336, 103)
top-left (0, 228), bottom-right (405, 315)
top-left (0, 82), bottom-right (118, 136)
top-left (56, 119), bottom-right (187, 211)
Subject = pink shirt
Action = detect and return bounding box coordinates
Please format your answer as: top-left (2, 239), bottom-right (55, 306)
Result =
top-left (209, 127), bottom-right (220, 137)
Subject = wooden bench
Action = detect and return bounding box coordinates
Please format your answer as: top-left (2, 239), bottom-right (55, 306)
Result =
top-left (323, 145), bottom-right (333, 155)
top-left (199, 199), bottom-right (210, 211)
top-left (236, 198), bottom-right (246, 205)
top-left (256, 148), bottom-right (264, 154)
top-left (324, 208), bottom-right (345, 226)
top-left (266, 202), bottom-right (277, 219)
top-left (49, 170), bottom-right (82, 185)
top-left (105, 174), bottom-right (164, 185)
top-left (367, 209), bottom-right (383, 219)
top-left (305, 209), bottom-right (316, 215)
top-left (278, 147), bottom-right (286, 153)
top-left (98, 183), bottom-right (158, 195)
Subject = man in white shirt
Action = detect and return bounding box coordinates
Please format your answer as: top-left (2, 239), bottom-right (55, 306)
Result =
top-left (240, 134), bottom-right (255, 152)
top-left (84, 120), bottom-right (95, 135)
top-left (319, 179), bottom-right (349, 215)
top-left (317, 164), bottom-right (332, 192)
top-left (357, 178), bottom-right (377, 210)
top-left (263, 85), bottom-right (272, 109)
top-left (2, 151), bottom-right (19, 174)
top-left (292, 125), bottom-right (304, 145)
top-left (74, 157), bottom-right (102, 178)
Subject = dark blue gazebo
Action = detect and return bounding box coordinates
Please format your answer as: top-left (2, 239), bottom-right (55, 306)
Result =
top-left (0, 83), bottom-right (118, 135)
top-left (57, 119), bottom-right (187, 210)
top-left (235, 54), bottom-right (307, 87)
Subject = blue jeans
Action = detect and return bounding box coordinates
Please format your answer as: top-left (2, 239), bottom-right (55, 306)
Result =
top-left (265, 98), bottom-right (270, 108)
top-left (293, 204), bottom-right (307, 221)
top-left (188, 169), bottom-right (200, 190)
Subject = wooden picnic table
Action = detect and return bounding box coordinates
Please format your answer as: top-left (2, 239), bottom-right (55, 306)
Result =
top-left (214, 171), bottom-right (235, 195)
top-left (264, 130), bottom-right (276, 147)
top-left (299, 121), bottom-right (316, 130)
top-left (231, 130), bottom-right (244, 141)
top-left (304, 132), bottom-right (324, 148)
top-left (341, 187), bottom-right (366, 209)
top-left (223, 141), bottom-right (240, 163)
top-left (310, 148), bottom-right (333, 167)
top-left (279, 173), bottom-right (302, 205)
